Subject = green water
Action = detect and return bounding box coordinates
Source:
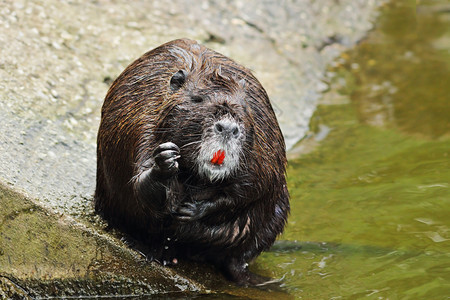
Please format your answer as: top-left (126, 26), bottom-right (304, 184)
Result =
top-left (256, 1), bottom-right (450, 298)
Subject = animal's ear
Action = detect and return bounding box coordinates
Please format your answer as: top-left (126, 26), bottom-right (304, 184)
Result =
top-left (170, 70), bottom-right (187, 91)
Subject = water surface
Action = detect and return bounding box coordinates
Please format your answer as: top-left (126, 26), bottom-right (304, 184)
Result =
top-left (255, 1), bottom-right (450, 298)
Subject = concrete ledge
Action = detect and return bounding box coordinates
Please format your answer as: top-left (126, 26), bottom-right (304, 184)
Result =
top-left (0, 183), bottom-right (207, 298)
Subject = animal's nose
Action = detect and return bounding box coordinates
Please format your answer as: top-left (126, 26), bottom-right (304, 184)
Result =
top-left (214, 119), bottom-right (240, 139)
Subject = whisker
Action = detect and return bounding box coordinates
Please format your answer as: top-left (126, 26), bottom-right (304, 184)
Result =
top-left (181, 140), bottom-right (202, 149)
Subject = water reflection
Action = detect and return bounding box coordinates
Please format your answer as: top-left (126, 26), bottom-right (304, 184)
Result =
top-left (338, 1), bottom-right (450, 139)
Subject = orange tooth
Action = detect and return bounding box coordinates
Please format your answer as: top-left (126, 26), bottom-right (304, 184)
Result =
top-left (211, 151), bottom-right (219, 164)
top-left (211, 150), bottom-right (225, 165)
top-left (217, 150), bottom-right (225, 165)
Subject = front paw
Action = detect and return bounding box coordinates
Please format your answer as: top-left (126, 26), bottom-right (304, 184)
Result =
top-left (153, 142), bottom-right (180, 178)
top-left (175, 202), bottom-right (202, 222)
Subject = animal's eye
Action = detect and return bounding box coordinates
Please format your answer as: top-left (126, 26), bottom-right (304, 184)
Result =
top-left (191, 96), bottom-right (204, 103)
top-left (170, 70), bottom-right (187, 91)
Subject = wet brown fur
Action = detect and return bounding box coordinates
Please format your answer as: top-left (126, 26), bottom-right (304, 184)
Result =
top-left (95, 39), bottom-right (289, 285)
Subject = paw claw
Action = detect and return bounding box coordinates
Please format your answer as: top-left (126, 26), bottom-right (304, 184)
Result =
top-left (152, 142), bottom-right (180, 177)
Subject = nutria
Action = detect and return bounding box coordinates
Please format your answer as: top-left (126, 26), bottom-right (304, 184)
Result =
top-left (95, 38), bottom-right (289, 285)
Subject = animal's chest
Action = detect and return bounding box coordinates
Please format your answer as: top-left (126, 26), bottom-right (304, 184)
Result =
top-left (187, 186), bottom-right (222, 202)
top-left (175, 173), bottom-right (225, 202)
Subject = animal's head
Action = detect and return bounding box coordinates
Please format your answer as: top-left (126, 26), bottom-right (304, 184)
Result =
top-left (159, 60), bottom-right (252, 182)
